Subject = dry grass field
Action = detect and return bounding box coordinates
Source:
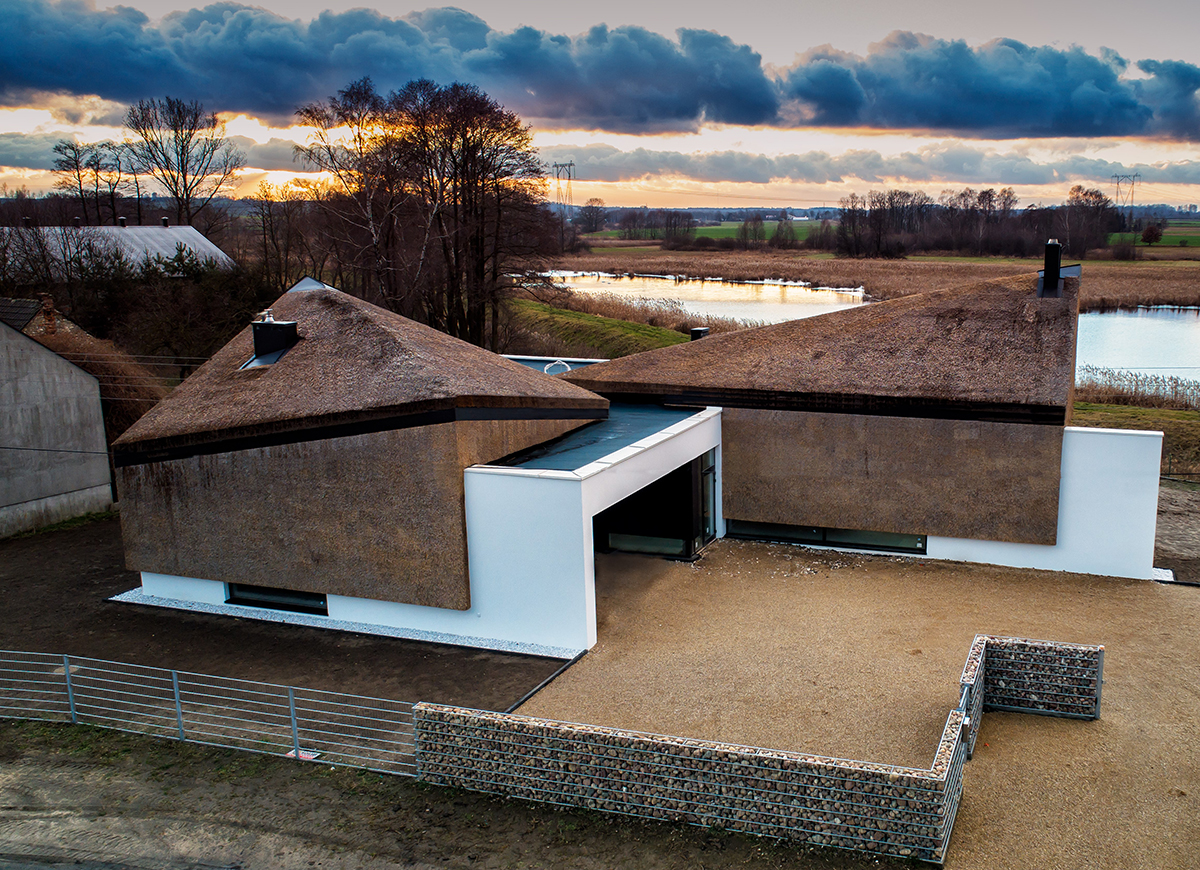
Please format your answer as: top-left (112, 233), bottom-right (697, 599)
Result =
top-left (555, 249), bottom-right (1200, 311)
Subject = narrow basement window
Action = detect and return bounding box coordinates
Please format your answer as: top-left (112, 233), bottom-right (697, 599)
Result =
top-left (226, 583), bottom-right (329, 616)
top-left (725, 519), bottom-right (927, 555)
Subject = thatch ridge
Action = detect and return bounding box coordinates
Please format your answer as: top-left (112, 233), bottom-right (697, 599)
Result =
top-left (562, 273), bottom-right (1079, 409)
top-left (115, 287), bottom-right (608, 450)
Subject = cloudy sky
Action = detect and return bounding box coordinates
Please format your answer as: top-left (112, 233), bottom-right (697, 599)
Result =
top-left (1, 0), bottom-right (1197, 208)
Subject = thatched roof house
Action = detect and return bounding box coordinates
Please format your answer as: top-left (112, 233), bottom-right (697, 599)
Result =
top-left (565, 274), bottom-right (1080, 548)
top-left (114, 284), bottom-right (608, 612)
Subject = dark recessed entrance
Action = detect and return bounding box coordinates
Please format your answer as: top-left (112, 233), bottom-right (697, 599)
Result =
top-left (593, 449), bottom-right (717, 560)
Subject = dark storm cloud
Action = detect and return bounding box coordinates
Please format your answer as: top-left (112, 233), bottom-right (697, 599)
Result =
top-left (535, 142), bottom-right (1200, 186)
top-left (0, 133), bottom-right (64, 171)
top-left (1, 6), bottom-right (1196, 139)
top-left (780, 32), bottom-right (1200, 138)
top-left (0, 1), bottom-right (777, 131)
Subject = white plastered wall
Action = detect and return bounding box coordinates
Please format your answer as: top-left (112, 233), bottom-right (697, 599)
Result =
top-left (927, 426), bottom-right (1162, 579)
top-left (138, 408), bottom-right (722, 656)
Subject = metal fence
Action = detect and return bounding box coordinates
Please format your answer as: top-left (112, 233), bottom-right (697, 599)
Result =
top-left (0, 650), bottom-right (415, 775)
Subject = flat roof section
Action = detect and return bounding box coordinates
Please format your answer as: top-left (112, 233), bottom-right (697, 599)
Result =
top-left (503, 403), bottom-right (698, 471)
top-left (504, 355), bottom-right (604, 374)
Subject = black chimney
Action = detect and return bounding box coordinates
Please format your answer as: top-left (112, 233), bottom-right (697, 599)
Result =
top-left (72, 217), bottom-right (82, 228)
top-left (118, 216), bottom-right (127, 227)
top-left (690, 327), bottom-right (710, 341)
top-left (161, 217), bottom-right (169, 227)
top-left (21, 217), bottom-right (30, 228)
top-left (251, 310), bottom-right (299, 359)
top-left (1040, 239), bottom-right (1062, 298)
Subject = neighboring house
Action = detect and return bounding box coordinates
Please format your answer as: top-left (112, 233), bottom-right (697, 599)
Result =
top-left (112, 266), bottom-right (1163, 656)
top-left (1, 318), bottom-right (112, 537)
top-left (13, 298), bottom-right (169, 447)
top-left (0, 223), bottom-right (235, 279)
top-left (89, 224), bottom-right (235, 268)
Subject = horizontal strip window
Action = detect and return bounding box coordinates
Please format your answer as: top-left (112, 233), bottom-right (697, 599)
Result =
top-left (114, 404), bottom-right (608, 468)
top-left (726, 519), bottom-right (927, 555)
top-left (226, 583), bottom-right (329, 616)
top-left (577, 389), bottom-right (1065, 426)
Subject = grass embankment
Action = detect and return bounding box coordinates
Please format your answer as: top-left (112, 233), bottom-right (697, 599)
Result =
top-left (555, 249), bottom-right (1200, 310)
top-left (1072, 403), bottom-right (1200, 476)
top-left (508, 298), bottom-right (689, 358)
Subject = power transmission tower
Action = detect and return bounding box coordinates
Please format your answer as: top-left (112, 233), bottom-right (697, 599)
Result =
top-left (1112, 173), bottom-right (1140, 246)
top-left (552, 161), bottom-right (574, 250)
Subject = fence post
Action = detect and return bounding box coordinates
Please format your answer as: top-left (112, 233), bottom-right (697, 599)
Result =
top-left (172, 671), bottom-right (185, 740)
top-left (288, 686), bottom-right (301, 758)
top-left (61, 655), bottom-right (77, 724)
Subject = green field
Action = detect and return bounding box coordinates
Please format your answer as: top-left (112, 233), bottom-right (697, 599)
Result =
top-left (1108, 219), bottom-right (1200, 247)
top-left (583, 220), bottom-right (822, 242)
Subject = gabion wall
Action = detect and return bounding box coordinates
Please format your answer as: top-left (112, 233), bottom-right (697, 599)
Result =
top-left (413, 634), bottom-right (1101, 865)
top-left (978, 635), bottom-right (1103, 719)
top-left (414, 704), bottom-right (966, 863)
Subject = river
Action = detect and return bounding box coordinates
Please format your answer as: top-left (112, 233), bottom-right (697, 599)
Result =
top-left (551, 272), bottom-right (1200, 379)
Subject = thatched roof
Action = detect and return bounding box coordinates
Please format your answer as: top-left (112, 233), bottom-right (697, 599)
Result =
top-left (115, 286), bottom-right (608, 456)
top-left (562, 274), bottom-right (1078, 422)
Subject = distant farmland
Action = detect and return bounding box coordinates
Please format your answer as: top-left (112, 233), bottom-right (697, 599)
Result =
top-left (584, 220), bottom-right (824, 242)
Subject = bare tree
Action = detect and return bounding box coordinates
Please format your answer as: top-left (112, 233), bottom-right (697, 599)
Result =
top-left (578, 198), bottom-right (607, 233)
top-left (125, 97), bottom-right (245, 225)
top-left (295, 78), bottom-right (549, 348)
top-left (51, 141), bottom-right (96, 224)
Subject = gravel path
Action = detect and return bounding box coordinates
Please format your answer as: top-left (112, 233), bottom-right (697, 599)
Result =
top-left (521, 540), bottom-right (1200, 869)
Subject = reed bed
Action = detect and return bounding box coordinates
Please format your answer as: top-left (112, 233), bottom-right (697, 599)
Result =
top-left (553, 251), bottom-right (1200, 312)
top-left (1075, 366), bottom-right (1200, 412)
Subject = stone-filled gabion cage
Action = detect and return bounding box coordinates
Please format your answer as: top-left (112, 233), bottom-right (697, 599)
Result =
top-left (413, 635), bottom-right (1103, 865)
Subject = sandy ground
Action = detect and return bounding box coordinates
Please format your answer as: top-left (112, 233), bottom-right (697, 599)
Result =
top-left (519, 540), bottom-right (1200, 869)
top-left (1, 488), bottom-right (1197, 869)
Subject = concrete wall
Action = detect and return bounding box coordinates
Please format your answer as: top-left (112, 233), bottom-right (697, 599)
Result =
top-left (135, 409), bottom-right (722, 656)
top-left (928, 427), bottom-right (1161, 579)
top-left (721, 408), bottom-right (1063, 546)
top-left (1, 324), bottom-right (111, 538)
top-left (118, 417), bottom-right (585, 611)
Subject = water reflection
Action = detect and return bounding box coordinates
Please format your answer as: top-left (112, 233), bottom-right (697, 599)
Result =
top-left (550, 271), bottom-right (1200, 379)
top-left (550, 271), bottom-right (864, 324)
top-left (1077, 308), bottom-right (1200, 377)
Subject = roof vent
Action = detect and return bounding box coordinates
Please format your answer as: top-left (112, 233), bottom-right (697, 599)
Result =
top-left (118, 216), bottom-right (127, 228)
top-left (72, 217), bottom-right (82, 228)
top-left (1038, 239), bottom-right (1062, 298)
top-left (162, 217), bottom-right (169, 227)
top-left (249, 309), bottom-right (299, 365)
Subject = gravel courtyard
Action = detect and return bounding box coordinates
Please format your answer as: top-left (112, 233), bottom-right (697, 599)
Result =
top-left (520, 537), bottom-right (1200, 869)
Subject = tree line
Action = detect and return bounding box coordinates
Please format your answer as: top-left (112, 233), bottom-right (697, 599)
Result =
top-left (822, 186), bottom-right (1120, 259)
top-left (10, 77), bottom-right (560, 359)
